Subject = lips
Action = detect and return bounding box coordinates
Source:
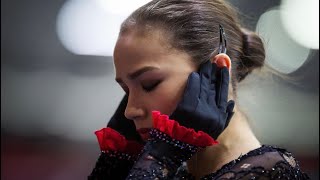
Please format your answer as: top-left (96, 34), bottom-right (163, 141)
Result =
top-left (137, 128), bottom-right (151, 141)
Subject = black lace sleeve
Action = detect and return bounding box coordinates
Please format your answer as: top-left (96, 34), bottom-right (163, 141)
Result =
top-left (88, 150), bottom-right (137, 180)
top-left (201, 145), bottom-right (310, 180)
top-left (126, 129), bottom-right (200, 179)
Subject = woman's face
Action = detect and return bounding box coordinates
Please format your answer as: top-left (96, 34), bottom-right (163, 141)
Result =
top-left (113, 29), bottom-right (197, 139)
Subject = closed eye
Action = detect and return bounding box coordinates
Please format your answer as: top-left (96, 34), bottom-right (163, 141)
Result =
top-left (142, 80), bottom-right (161, 92)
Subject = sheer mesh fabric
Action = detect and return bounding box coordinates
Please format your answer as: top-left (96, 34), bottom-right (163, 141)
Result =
top-left (184, 145), bottom-right (310, 180)
top-left (89, 143), bottom-right (309, 180)
top-left (89, 144), bottom-right (310, 180)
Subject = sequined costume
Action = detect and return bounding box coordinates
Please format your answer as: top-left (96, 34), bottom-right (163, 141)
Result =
top-left (88, 112), bottom-right (310, 180)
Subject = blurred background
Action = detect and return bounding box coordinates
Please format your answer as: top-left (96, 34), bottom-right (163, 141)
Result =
top-left (1, 0), bottom-right (319, 179)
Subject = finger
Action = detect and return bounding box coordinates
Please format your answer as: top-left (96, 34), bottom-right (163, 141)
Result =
top-left (216, 67), bottom-right (230, 112)
top-left (208, 63), bottom-right (218, 106)
top-left (210, 63), bottom-right (218, 85)
top-left (107, 96), bottom-right (127, 129)
top-left (226, 100), bottom-right (235, 113)
top-left (111, 95), bottom-right (128, 120)
top-left (182, 72), bottom-right (201, 106)
top-left (107, 95), bottom-right (141, 141)
top-left (224, 100), bottom-right (235, 128)
top-left (199, 60), bottom-right (212, 100)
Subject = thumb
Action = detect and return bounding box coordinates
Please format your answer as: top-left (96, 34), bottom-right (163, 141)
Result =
top-left (224, 100), bottom-right (235, 128)
top-left (226, 100), bottom-right (235, 113)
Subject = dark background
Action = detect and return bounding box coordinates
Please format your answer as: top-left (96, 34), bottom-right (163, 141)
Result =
top-left (1, 0), bottom-right (319, 179)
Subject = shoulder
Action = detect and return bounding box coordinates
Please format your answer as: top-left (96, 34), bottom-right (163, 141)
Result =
top-left (202, 145), bottom-right (310, 180)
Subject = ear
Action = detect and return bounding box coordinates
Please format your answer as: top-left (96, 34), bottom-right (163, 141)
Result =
top-left (211, 53), bottom-right (231, 70)
top-left (211, 53), bottom-right (234, 98)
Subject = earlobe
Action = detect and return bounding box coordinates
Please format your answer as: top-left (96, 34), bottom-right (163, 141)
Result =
top-left (211, 53), bottom-right (231, 70)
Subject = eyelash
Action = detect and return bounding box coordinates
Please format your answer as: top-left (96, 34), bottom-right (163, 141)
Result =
top-left (143, 81), bottom-right (161, 92)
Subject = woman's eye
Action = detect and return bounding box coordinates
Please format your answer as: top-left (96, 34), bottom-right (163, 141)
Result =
top-left (142, 81), bottom-right (161, 92)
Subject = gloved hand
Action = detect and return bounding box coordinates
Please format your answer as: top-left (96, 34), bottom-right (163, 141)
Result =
top-left (107, 95), bottom-right (142, 143)
top-left (170, 60), bottom-right (235, 139)
top-left (89, 96), bottom-right (143, 180)
top-left (126, 60), bottom-right (235, 179)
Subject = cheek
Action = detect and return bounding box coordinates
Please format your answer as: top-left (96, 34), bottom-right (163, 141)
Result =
top-left (148, 79), bottom-right (186, 115)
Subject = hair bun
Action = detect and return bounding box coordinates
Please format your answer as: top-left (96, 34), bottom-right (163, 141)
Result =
top-left (237, 28), bottom-right (266, 82)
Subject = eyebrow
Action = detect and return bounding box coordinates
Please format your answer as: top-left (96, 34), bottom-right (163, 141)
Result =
top-left (115, 66), bottom-right (160, 83)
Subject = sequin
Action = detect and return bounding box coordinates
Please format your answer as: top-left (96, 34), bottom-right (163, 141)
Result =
top-left (89, 141), bottom-right (310, 179)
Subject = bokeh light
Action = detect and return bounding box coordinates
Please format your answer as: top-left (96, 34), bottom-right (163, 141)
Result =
top-left (256, 9), bottom-right (311, 74)
top-left (280, 0), bottom-right (319, 49)
top-left (56, 0), bottom-right (126, 56)
top-left (96, 0), bottom-right (150, 15)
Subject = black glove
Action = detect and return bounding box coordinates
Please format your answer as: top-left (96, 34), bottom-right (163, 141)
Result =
top-left (107, 95), bottom-right (142, 142)
top-left (170, 60), bottom-right (235, 139)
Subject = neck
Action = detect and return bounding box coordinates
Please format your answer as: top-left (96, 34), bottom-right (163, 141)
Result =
top-left (186, 105), bottom-right (261, 179)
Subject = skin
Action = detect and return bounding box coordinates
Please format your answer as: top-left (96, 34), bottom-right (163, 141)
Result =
top-left (114, 29), bottom-right (197, 130)
top-left (113, 28), bottom-right (261, 179)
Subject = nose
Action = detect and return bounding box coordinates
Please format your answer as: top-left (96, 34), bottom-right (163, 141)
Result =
top-left (124, 94), bottom-right (144, 121)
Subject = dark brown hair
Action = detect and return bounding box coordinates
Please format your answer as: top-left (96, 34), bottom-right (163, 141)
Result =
top-left (120, 0), bottom-right (265, 91)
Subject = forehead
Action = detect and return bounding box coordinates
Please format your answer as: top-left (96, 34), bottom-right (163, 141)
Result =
top-left (113, 29), bottom-right (193, 75)
top-left (114, 29), bottom-right (170, 62)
